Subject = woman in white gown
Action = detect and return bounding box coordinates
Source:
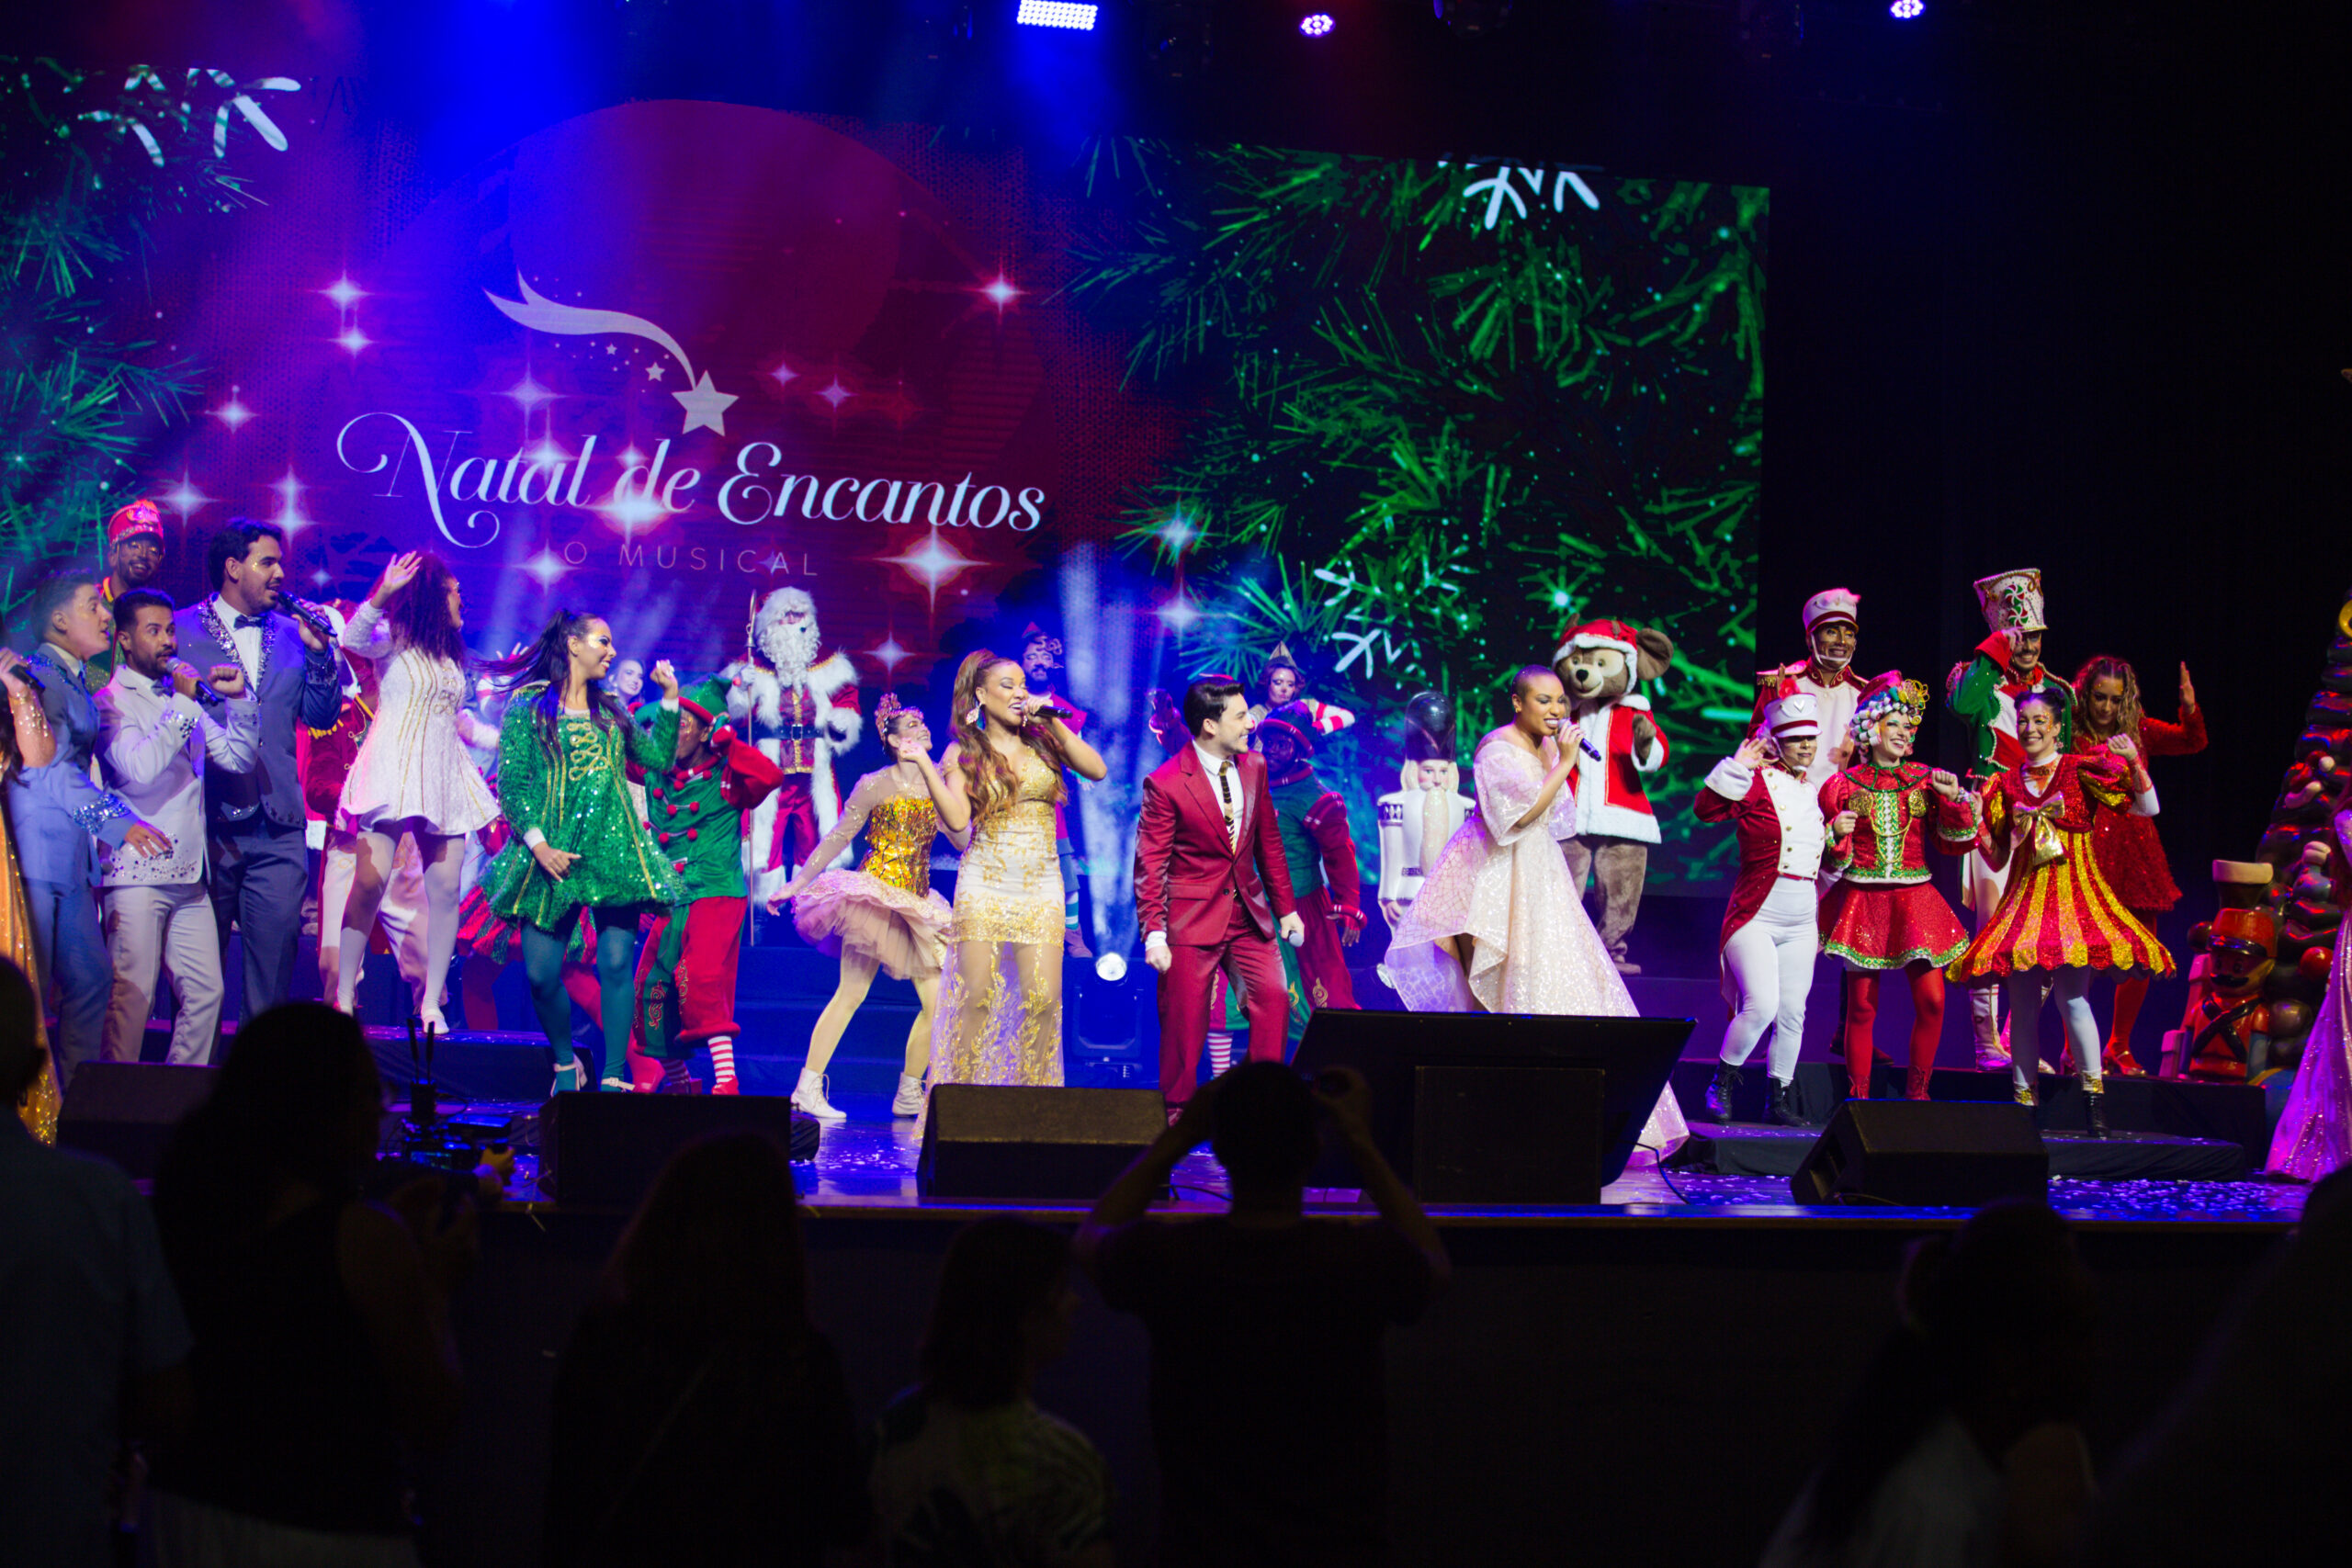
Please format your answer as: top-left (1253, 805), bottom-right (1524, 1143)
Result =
top-left (1388, 664), bottom-right (1688, 1162)
top-left (332, 550), bottom-right (498, 1033)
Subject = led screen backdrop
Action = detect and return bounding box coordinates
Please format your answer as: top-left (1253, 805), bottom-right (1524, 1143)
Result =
top-left (98, 99), bottom-right (1763, 938)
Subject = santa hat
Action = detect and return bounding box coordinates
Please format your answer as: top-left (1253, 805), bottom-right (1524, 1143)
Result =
top-left (1802, 587), bottom-right (1859, 636)
top-left (107, 499), bottom-right (164, 547)
top-left (1552, 617), bottom-right (1642, 666)
top-left (1760, 691), bottom-right (1821, 740)
top-left (1973, 569), bottom-right (2047, 636)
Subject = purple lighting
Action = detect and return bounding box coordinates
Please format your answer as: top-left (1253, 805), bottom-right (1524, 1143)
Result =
top-left (1889, 0), bottom-right (1924, 17)
top-left (1299, 11), bottom-right (1335, 36)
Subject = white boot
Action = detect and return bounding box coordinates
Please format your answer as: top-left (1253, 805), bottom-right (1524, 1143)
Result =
top-left (892, 1071), bottom-right (926, 1117)
top-left (793, 1067), bottom-right (847, 1122)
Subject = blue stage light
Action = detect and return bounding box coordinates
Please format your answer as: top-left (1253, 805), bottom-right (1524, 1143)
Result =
top-left (1299, 11), bottom-right (1336, 36)
top-left (1889, 0), bottom-right (1925, 17)
top-left (1017, 0), bottom-right (1099, 29)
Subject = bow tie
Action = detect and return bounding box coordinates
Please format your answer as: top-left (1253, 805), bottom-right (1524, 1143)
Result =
top-left (234, 614), bottom-right (269, 630)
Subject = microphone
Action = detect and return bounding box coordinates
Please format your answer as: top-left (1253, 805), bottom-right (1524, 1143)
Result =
top-left (170, 663), bottom-right (227, 709)
top-left (4, 662), bottom-right (43, 695)
top-left (274, 594), bottom-right (337, 643)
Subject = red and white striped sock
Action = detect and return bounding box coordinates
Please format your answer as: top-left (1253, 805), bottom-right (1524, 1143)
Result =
top-left (707, 1036), bottom-right (737, 1087)
top-left (1205, 1031), bottom-right (1233, 1077)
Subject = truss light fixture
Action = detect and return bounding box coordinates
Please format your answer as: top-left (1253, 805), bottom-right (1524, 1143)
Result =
top-left (1016, 1), bottom-right (1098, 28)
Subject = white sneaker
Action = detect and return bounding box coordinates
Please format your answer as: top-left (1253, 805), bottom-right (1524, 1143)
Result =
top-left (418, 1007), bottom-right (450, 1038)
top-left (891, 1073), bottom-right (926, 1117)
top-left (793, 1068), bottom-right (848, 1122)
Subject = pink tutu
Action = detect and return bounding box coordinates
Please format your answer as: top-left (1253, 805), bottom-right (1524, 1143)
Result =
top-left (793, 869), bottom-right (953, 981)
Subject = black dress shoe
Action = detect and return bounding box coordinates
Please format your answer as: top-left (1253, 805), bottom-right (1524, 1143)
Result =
top-left (1704, 1061), bottom-right (1740, 1123)
top-left (1769, 1078), bottom-right (1811, 1128)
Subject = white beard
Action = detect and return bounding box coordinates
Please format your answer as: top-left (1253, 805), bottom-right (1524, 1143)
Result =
top-left (763, 620), bottom-right (819, 685)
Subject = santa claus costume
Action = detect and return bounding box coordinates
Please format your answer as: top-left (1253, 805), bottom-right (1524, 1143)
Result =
top-left (1945, 568), bottom-right (2075, 1069)
top-left (1945, 690), bottom-right (2172, 1134)
top-left (1694, 693), bottom-right (1827, 1129)
top-left (2067, 654), bottom-right (2207, 1076)
top-left (723, 588), bottom-right (862, 911)
top-left (1750, 587), bottom-right (1874, 796)
top-left (1815, 676), bottom-right (1978, 1102)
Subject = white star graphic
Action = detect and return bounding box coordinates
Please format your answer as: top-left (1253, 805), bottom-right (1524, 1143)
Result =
top-left (817, 378), bottom-right (853, 411)
top-left (161, 475), bottom-right (211, 518)
top-left (523, 549), bottom-right (570, 589)
top-left (334, 327), bottom-right (371, 355)
top-left (212, 389), bottom-right (254, 432)
top-left (870, 637), bottom-right (910, 674)
top-left (673, 371), bottom-right (738, 435)
top-left (507, 374), bottom-right (555, 412)
top-left (770, 361), bottom-right (798, 390)
top-left (883, 530), bottom-right (978, 607)
top-left (646, 363), bottom-right (665, 381)
top-left (322, 276), bottom-right (367, 310)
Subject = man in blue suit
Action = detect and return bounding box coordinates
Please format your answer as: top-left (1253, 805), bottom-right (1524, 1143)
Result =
top-left (9, 571), bottom-right (169, 1084)
top-left (175, 521), bottom-right (345, 1024)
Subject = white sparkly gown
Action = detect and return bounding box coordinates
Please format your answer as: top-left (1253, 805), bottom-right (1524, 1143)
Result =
top-left (1388, 728), bottom-right (1688, 1162)
top-left (334, 603), bottom-right (498, 837)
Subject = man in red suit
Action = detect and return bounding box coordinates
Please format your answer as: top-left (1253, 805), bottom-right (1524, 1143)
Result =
top-left (1136, 675), bottom-right (1306, 1107)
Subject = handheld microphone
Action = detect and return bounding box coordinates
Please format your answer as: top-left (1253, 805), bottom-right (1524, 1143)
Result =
top-left (275, 594), bottom-right (337, 643)
top-left (6, 662), bottom-right (43, 695)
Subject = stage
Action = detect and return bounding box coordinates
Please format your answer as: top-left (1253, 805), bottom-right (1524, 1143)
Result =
top-left (374, 1072), bottom-right (2307, 1568)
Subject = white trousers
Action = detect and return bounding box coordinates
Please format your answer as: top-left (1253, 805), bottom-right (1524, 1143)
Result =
top-left (317, 829), bottom-right (431, 1005)
top-left (100, 881), bottom-right (221, 1066)
top-left (1717, 876), bottom-right (1818, 1083)
top-left (2007, 968), bottom-right (2103, 1096)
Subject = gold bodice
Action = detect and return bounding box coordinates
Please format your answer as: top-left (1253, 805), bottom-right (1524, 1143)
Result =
top-left (860, 795), bottom-right (940, 897)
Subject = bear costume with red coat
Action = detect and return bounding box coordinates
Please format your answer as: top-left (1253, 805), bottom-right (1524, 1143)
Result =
top-left (1551, 617), bottom-right (1674, 972)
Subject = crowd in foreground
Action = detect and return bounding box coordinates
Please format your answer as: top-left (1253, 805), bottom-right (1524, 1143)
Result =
top-left (2, 959), bottom-right (2347, 1568)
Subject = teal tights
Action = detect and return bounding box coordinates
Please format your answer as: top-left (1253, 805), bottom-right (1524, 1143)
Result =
top-left (521, 909), bottom-right (639, 1085)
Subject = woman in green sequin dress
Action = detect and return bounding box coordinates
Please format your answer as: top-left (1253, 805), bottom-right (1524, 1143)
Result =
top-left (478, 613), bottom-right (684, 1092)
top-left (930, 652), bottom-right (1108, 1096)
top-left (777, 697), bottom-right (970, 1122)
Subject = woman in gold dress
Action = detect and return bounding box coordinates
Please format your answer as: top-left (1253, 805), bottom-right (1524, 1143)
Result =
top-left (778, 698), bottom-right (970, 1122)
top-left (930, 650), bottom-right (1108, 1092)
top-left (0, 648), bottom-right (62, 1139)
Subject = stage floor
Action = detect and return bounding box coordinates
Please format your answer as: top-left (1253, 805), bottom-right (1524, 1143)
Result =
top-left (438, 1086), bottom-right (2312, 1229)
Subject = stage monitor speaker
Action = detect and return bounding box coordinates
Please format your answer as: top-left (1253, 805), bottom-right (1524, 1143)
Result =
top-left (539, 1091), bottom-right (821, 1208)
top-left (1294, 1009), bottom-right (1693, 1194)
top-left (57, 1063), bottom-right (218, 1179)
top-left (1413, 1064), bottom-right (1604, 1205)
top-left (919, 1085), bottom-right (1166, 1201)
top-left (1791, 1100), bottom-right (2050, 1208)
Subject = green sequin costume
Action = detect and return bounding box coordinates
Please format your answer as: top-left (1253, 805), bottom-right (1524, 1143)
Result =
top-left (479, 684), bottom-right (685, 931)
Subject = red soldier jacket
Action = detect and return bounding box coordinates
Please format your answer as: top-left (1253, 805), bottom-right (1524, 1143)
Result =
top-left (1691, 753), bottom-right (1824, 951)
top-left (642, 730), bottom-right (786, 903)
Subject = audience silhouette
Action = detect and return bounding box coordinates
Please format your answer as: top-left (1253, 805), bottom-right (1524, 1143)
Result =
top-left (146, 1001), bottom-right (474, 1566)
top-left (546, 1130), bottom-right (867, 1567)
top-left (1078, 1061), bottom-right (1449, 1568)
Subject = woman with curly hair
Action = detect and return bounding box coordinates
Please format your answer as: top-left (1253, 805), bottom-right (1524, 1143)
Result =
top-left (2068, 655), bottom-right (2206, 1075)
top-left (475, 612), bottom-right (684, 1093)
top-left (330, 552), bottom-right (499, 1033)
top-left (929, 651), bottom-right (1107, 1094)
top-left (777, 696), bottom-right (968, 1122)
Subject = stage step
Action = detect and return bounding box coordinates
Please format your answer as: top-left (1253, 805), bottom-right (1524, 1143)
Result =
top-left (1668, 1060), bottom-right (2271, 1168)
top-left (1673, 1121), bottom-right (2249, 1185)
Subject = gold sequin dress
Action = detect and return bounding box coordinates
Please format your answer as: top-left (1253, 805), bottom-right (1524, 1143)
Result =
top-left (792, 792), bottom-right (953, 981)
top-left (932, 747), bottom-right (1065, 1089)
top-left (3, 786), bottom-right (59, 1142)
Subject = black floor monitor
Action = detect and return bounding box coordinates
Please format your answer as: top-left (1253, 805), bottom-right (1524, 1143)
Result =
top-left (1293, 1007), bottom-right (1695, 1192)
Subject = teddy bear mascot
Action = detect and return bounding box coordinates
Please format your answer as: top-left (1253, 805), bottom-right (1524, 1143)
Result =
top-left (1552, 617), bottom-right (1675, 974)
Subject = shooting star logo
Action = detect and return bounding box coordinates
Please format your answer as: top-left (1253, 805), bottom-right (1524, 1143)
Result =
top-left (484, 275), bottom-right (739, 435)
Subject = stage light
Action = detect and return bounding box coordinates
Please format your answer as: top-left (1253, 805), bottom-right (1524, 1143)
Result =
top-left (1299, 11), bottom-right (1335, 37)
top-left (1889, 0), bottom-right (1924, 16)
top-left (1016, 0), bottom-right (1097, 28)
top-left (1094, 953), bottom-right (1128, 983)
top-left (1433, 0), bottom-right (1512, 35)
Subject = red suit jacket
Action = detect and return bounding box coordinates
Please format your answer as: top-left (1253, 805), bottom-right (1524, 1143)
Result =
top-left (1691, 760), bottom-right (1825, 951)
top-left (1135, 746), bottom-right (1299, 945)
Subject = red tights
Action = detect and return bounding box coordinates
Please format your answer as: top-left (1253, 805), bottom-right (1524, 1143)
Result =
top-left (1843, 963), bottom-right (1945, 1100)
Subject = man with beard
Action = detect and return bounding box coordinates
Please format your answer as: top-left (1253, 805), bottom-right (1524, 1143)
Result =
top-left (93, 499), bottom-right (169, 681)
top-left (1750, 587), bottom-right (1871, 795)
top-left (1020, 621), bottom-right (1091, 957)
top-left (727, 588), bottom-right (862, 913)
